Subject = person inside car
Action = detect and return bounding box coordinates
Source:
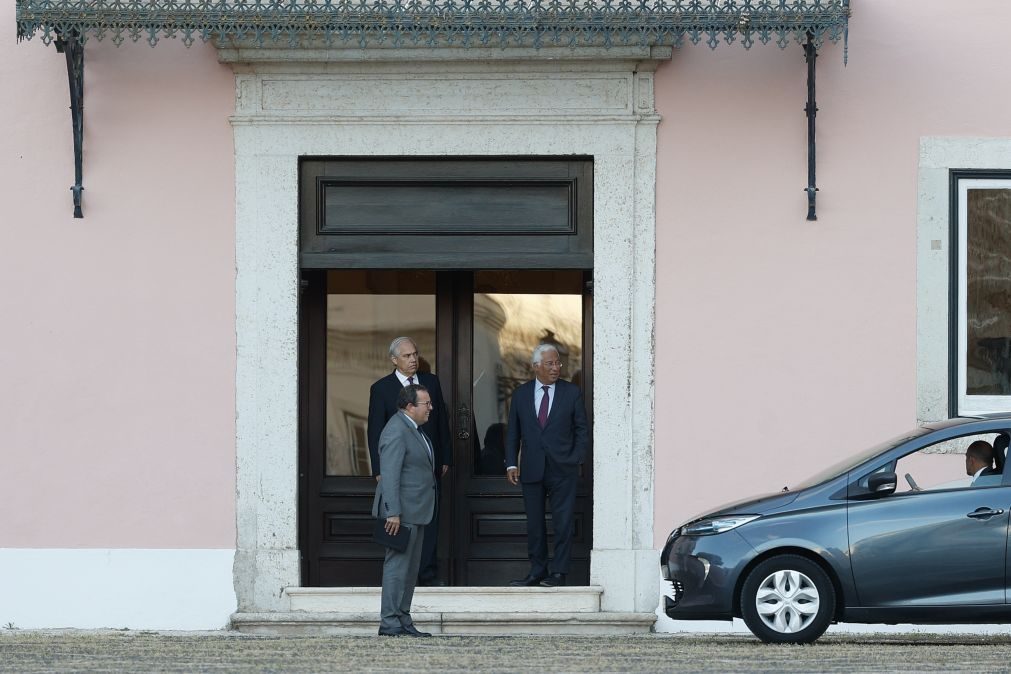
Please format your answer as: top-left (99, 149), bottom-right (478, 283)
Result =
top-left (965, 440), bottom-right (1000, 486)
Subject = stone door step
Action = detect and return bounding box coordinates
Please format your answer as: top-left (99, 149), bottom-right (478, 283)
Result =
top-left (231, 586), bottom-right (656, 635)
top-left (231, 610), bottom-right (657, 635)
top-left (285, 586), bottom-right (604, 614)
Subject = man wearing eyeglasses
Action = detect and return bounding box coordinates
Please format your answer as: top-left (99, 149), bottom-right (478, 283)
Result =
top-left (505, 343), bottom-right (589, 588)
top-left (368, 336), bottom-right (452, 586)
top-left (373, 384), bottom-right (437, 636)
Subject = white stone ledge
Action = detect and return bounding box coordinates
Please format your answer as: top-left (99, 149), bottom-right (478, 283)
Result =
top-left (230, 115), bottom-right (661, 126)
top-left (218, 45), bottom-right (672, 64)
top-left (286, 586), bottom-right (604, 613)
top-left (232, 611), bottom-right (656, 635)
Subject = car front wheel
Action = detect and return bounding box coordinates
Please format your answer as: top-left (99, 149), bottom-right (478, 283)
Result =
top-left (740, 554), bottom-right (835, 644)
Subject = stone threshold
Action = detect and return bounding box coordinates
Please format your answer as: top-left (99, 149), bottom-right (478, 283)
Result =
top-left (231, 586), bottom-right (656, 635)
top-left (286, 585), bottom-right (606, 613)
top-left (232, 611), bottom-right (657, 635)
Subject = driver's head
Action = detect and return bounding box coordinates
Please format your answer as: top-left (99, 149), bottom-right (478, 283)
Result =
top-left (965, 440), bottom-right (995, 476)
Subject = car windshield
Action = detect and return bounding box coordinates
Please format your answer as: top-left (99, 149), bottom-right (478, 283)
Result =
top-left (788, 427), bottom-right (933, 491)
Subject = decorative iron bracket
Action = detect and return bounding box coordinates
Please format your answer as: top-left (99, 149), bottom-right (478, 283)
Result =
top-left (55, 31), bottom-right (84, 218)
top-left (804, 32), bottom-right (818, 222)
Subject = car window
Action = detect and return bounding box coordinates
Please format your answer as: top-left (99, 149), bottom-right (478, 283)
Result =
top-left (791, 428), bottom-right (931, 491)
top-left (893, 432), bottom-right (1007, 494)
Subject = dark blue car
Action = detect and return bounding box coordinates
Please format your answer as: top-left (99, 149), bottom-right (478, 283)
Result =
top-left (660, 415), bottom-right (1011, 643)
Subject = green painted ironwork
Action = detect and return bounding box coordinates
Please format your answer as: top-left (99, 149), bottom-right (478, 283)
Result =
top-left (16, 0), bottom-right (850, 54)
top-left (19, 0), bottom-right (851, 219)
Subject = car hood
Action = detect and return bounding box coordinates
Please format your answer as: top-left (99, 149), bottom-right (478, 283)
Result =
top-left (680, 490), bottom-right (799, 527)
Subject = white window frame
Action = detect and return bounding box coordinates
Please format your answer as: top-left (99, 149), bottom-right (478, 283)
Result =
top-left (955, 177), bottom-right (1011, 416)
top-left (918, 138), bottom-right (1011, 422)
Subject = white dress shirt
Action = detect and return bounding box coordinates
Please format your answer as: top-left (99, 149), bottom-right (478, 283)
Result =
top-left (534, 380), bottom-right (555, 417)
top-left (395, 370), bottom-right (419, 387)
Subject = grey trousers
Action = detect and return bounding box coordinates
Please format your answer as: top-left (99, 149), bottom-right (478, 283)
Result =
top-left (379, 523), bottom-right (426, 631)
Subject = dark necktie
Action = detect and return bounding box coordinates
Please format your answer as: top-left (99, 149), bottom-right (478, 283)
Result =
top-left (407, 376), bottom-right (415, 386)
top-left (537, 385), bottom-right (550, 428)
top-left (418, 427), bottom-right (433, 461)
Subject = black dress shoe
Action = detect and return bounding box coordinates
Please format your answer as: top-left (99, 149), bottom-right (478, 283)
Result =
top-left (539, 573), bottom-right (566, 587)
top-left (418, 578), bottom-right (447, 587)
top-left (509, 573), bottom-right (548, 587)
top-left (401, 624), bottom-right (432, 637)
top-left (378, 626), bottom-right (408, 636)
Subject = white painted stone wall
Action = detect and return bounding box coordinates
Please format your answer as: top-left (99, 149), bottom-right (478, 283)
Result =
top-left (224, 47), bottom-right (662, 613)
top-left (1, 549), bottom-right (236, 630)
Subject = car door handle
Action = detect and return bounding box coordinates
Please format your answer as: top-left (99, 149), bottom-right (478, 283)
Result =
top-left (967, 508), bottom-right (1005, 519)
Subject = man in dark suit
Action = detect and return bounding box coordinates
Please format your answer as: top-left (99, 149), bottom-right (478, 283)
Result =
top-left (966, 440), bottom-right (1000, 486)
top-left (368, 336), bottom-right (451, 586)
top-left (505, 343), bottom-right (589, 587)
top-left (373, 384), bottom-right (437, 637)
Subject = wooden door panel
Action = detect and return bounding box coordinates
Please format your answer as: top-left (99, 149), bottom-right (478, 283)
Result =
top-left (299, 159), bottom-right (593, 269)
top-left (318, 560), bottom-right (382, 587)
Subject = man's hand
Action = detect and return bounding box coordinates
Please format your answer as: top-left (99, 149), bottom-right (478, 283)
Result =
top-left (506, 467), bottom-right (519, 486)
top-left (441, 465), bottom-right (449, 477)
top-left (385, 515), bottom-right (401, 536)
top-left (375, 475), bottom-right (381, 483)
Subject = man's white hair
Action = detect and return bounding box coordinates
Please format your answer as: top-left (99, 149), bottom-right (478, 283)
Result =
top-left (388, 336), bottom-right (417, 358)
top-left (531, 343), bottom-right (560, 365)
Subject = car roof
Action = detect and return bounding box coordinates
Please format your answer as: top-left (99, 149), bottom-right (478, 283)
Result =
top-left (921, 414), bottom-right (1011, 431)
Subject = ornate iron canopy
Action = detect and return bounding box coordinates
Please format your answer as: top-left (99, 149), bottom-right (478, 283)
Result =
top-left (17, 0), bottom-right (850, 52)
top-left (16, 0), bottom-right (850, 219)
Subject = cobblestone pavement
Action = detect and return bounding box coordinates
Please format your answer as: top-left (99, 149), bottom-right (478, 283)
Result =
top-left (3, 631), bottom-right (1011, 673)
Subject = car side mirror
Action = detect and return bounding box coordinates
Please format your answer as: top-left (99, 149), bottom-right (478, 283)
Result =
top-left (867, 472), bottom-right (897, 496)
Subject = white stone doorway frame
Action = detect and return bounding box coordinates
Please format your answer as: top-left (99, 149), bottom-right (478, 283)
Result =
top-left (225, 46), bottom-right (661, 615)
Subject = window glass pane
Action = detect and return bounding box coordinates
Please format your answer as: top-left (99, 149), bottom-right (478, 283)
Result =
top-left (472, 271), bottom-right (584, 476)
top-left (966, 189), bottom-right (1011, 396)
top-left (325, 271), bottom-right (436, 476)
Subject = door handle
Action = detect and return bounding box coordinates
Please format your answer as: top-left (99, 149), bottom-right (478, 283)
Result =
top-left (457, 403), bottom-right (471, 440)
top-left (966, 508), bottom-right (1005, 519)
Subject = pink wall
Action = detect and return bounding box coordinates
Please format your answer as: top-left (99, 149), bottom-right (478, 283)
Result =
top-left (654, 1), bottom-right (1011, 543)
top-left (0, 15), bottom-right (236, 548)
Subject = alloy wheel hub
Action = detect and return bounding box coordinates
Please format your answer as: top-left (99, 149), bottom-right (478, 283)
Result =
top-left (755, 570), bottom-right (820, 633)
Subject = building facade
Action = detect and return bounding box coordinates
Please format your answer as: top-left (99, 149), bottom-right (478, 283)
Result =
top-left (3, 1), bottom-right (1010, 631)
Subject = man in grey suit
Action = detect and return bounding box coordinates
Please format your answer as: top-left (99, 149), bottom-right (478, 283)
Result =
top-left (373, 384), bottom-right (437, 637)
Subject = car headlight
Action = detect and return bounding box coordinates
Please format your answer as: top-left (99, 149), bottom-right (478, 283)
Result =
top-left (682, 515), bottom-right (759, 536)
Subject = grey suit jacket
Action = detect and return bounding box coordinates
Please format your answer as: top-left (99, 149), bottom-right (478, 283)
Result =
top-left (372, 412), bottom-right (437, 525)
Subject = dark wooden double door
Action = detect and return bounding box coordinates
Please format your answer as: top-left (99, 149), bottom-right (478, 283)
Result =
top-left (300, 269), bottom-right (593, 586)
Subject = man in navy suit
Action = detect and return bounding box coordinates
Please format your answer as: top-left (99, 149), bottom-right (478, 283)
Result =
top-left (505, 343), bottom-right (589, 587)
top-left (368, 336), bottom-right (452, 586)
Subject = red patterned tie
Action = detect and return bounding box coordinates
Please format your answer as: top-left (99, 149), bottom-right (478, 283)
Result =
top-left (538, 386), bottom-right (550, 428)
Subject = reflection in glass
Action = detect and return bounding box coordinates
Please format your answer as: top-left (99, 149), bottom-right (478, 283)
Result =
top-left (325, 271), bottom-right (435, 476)
top-left (472, 289), bottom-right (583, 475)
top-left (966, 190), bottom-right (1011, 395)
